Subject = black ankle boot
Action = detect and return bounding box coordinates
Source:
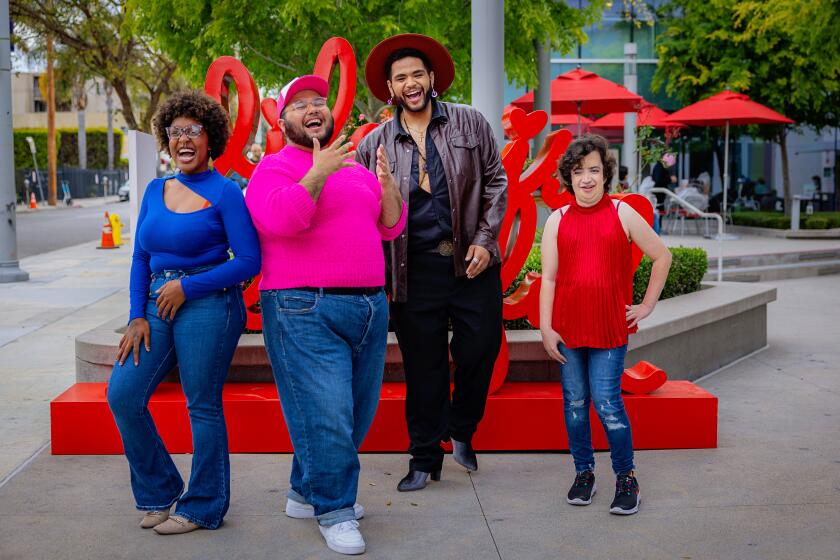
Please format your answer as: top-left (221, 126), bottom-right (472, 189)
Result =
top-left (397, 469), bottom-right (442, 492)
top-left (451, 438), bottom-right (478, 472)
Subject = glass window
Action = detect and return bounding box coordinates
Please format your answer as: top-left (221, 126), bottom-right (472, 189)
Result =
top-left (637, 64), bottom-right (681, 111)
top-left (580, 20), bottom-right (627, 59)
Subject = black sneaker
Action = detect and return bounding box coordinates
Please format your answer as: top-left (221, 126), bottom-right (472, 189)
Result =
top-left (566, 470), bottom-right (596, 505)
top-left (610, 471), bottom-right (640, 515)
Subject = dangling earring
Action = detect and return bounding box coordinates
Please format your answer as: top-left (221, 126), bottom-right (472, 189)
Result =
top-left (431, 89), bottom-right (438, 98)
top-left (387, 97), bottom-right (393, 105)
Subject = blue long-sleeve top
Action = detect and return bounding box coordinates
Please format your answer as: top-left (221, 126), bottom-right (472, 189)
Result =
top-left (129, 168), bottom-right (261, 321)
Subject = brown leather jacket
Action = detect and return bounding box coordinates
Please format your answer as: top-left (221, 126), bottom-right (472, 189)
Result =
top-left (356, 101), bottom-right (508, 302)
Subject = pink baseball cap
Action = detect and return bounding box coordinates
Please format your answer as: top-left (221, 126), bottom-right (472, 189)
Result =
top-left (278, 75), bottom-right (329, 113)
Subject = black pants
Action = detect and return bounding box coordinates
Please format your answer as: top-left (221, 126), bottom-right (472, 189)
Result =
top-left (390, 253), bottom-right (503, 472)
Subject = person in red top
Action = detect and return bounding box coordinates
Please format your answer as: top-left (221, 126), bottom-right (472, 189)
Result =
top-left (539, 135), bottom-right (672, 515)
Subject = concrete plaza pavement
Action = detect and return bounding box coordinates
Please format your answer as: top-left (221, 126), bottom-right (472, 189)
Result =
top-left (0, 239), bottom-right (839, 559)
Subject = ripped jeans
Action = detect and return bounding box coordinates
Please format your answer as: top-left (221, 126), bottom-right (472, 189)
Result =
top-left (558, 343), bottom-right (634, 475)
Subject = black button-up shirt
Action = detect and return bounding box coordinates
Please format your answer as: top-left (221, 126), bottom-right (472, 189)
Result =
top-left (395, 101), bottom-right (453, 253)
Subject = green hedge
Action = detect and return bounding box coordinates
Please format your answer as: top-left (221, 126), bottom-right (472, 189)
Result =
top-left (732, 211), bottom-right (840, 230)
top-left (504, 245), bottom-right (708, 329)
top-left (13, 129), bottom-right (58, 169)
top-left (13, 127), bottom-right (123, 170)
top-left (58, 127), bottom-right (124, 169)
top-left (633, 247), bottom-right (708, 304)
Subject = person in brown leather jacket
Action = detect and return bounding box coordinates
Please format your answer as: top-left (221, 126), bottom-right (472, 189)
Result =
top-left (357, 33), bottom-right (508, 492)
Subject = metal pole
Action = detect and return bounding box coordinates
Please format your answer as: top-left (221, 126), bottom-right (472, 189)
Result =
top-left (106, 83), bottom-right (114, 170)
top-left (534, 38), bottom-right (551, 154)
top-left (623, 43), bottom-right (638, 187)
top-left (471, 0), bottom-right (505, 148)
top-left (722, 122), bottom-right (729, 231)
top-left (713, 122), bottom-right (739, 240)
top-left (0, 0), bottom-right (29, 282)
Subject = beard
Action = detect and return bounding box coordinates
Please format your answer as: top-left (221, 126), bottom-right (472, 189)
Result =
top-left (284, 117), bottom-right (335, 149)
top-left (395, 87), bottom-right (433, 113)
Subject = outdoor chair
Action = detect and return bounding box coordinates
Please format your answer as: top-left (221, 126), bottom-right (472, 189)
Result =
top-left (665, 187), bottom-right (710, 236)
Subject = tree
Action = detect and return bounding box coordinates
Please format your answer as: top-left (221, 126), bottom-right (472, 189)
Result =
top-left (652, 0), bottom-right (840, 213)
top-left (130, 0), bottom-right (605, 119)
top-left (11, 0), bottom-right (183, 132)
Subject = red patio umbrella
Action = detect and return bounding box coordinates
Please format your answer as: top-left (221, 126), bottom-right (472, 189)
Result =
top-left (664, 91), bottom-right (794, 237)
top-left (551, 114), bottom-right (594, 127)
top-left (591, 102), bottom-right (683, 130)
top-left (511, 68), bottom-right (643, 135)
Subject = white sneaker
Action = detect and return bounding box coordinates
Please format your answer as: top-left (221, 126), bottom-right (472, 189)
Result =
top-left (285, 498), bottom-right (364, 519)
top-left (319, 519), bottom-right (365, 555)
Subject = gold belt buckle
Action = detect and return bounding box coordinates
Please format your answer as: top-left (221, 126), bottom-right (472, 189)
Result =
top-left (437, 240), bottom-right (454, 256)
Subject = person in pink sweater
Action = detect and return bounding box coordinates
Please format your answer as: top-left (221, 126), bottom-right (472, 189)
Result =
top-left (245, 75), bottom-right (405, 556)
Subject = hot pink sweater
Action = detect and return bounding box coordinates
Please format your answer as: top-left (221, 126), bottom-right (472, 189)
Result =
top-left (245, 145), bottom-right (406, 290)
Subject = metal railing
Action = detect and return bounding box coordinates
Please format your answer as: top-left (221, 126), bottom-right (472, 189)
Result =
top-left (650, 188), bottom-right (723, 282)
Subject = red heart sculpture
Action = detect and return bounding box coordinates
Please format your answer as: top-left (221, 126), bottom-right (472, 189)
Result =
top-left (260, 98), bottom-right (285, 155)
top-left (204, 56), bottom-right (261, 179)
top-left (622, 361), bottom-right (667, 394)
top-left (501, 106), bottom-right (547, 141)
top-left (313, 37), bottom-right (357, 145)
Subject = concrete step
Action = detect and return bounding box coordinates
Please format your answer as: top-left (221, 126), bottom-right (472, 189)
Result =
top-left (707, 248), bottom-right (840, 270)
top-left (702, 248), bottom-right (840, 282)
top-left (704, 259), bottom-right (840, 282)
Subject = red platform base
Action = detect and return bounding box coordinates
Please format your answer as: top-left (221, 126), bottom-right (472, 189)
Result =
top-left (50, 381), bottom-right (717, 454)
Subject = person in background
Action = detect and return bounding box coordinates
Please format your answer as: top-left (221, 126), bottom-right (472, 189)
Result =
top-left (539, 134), bottom-right (672, 516)
top-left (617, 165), bottom-right (630, 192)
top-left (107, 90), bottom-right (261, 535)
top-left (247, 143), bottom-right (264, 164)
top-left (651, 152), bottom-right (677, 208)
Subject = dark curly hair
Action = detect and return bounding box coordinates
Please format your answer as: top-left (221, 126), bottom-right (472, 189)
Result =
top-left (385, 48), bottom-right (432, 79)
top-left (152, 90), bottom-right (231, 160)
top-left (558, 134), bottom-right (617, 194)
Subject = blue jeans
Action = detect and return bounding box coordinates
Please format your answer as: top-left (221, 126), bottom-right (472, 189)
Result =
top-left (260, 288), bottom-right (388, 527)
top-left (559, 343), bottom-right (635, 475)
top-left (107, 268), bottom-right (245, 529)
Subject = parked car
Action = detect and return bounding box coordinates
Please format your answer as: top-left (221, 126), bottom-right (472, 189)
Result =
top-left (118, 182), bottom-right (129, 201)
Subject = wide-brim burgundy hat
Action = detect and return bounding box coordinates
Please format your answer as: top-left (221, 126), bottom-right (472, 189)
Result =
top-left (365, 33), bottom-right (455, 102)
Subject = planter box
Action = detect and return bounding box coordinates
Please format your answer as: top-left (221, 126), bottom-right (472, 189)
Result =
top-left (75, 282), bottom-right (777, 384)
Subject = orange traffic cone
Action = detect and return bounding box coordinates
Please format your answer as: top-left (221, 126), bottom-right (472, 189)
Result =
top-left (29, 192), bottom-right (37, 209)
top-left (97, 211), bottom-right (118, 250)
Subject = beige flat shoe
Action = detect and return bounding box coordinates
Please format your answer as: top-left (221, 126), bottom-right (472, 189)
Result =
top-left (153, 514), bottom-right (202, 535)
top-left (139, 509), bottom-right (170, 529)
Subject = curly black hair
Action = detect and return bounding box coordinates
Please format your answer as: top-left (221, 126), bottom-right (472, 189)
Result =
top-left (152, 90), bottom-right (231, 160)
top-left (558, 134), bottom-right (617, 194)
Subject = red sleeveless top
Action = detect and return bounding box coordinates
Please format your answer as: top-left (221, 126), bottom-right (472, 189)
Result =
top-left (552, 194), bottom-right (636, 349)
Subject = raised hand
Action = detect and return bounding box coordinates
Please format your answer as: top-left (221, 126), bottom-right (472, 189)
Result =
top-left (311, 134), bottom-right (356, 178)
top-left (376, 145), bottom-right (397, 193)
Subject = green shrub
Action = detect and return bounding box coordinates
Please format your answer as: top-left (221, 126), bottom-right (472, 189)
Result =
top-left (57, 127), bottom-right (123, 168)
top-left (13, 129), bottom-right (60, 169)
top-left (731, 211), bottom-right (840, 230)
top-left (802, 213), bottom-right (840, 229)
top-left (13, 127), bottom-right (122, 170)
top-left (633, 246), bottom-right (708, 304)
top-left (503, 245), bottom-right (708, 329)
top-left (731, 211), bottom-right (790, 229)
top-left (803, 216), bottom-right (829, 229)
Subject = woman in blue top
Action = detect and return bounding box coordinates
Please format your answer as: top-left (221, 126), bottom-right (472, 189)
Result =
top-left (107, 91), bottom-right (261, 535)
